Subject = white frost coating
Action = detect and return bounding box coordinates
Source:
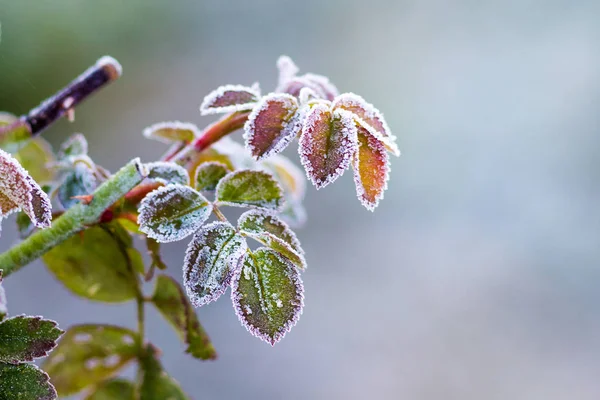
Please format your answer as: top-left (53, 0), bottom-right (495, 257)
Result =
top-left (243, 93), bottom-right (301, 161)
top-left (276, 55), bottom-right (300, 92)
top-left (97, 55), bottom-right (123, 77)
top-left (144, 161), bottom-right (190, 186)
top-left (299, 87), bottom-right (318, 105)
top-left (199, 84), bottom-right (261, 116)
top-left (138, 184), bottom-right (212, 243)
top-left (352, 130), bottom-right (391, 212)
top-left (58, 133), bottom-right (88, 158)
top-left (142, 121), bottom-right (199, 144)
top-left (230, 248), bottom-right (304, 346)
top-left (0, 148), bottom-right (52, 229)
top-left (183, 221), bottom-right (248, 307)
top-left (298, 105), bottom-right (358, 190)
top-left (332, 92), bottom-right (400, 156)
top-left (303, 73), bottom-right (339, 101)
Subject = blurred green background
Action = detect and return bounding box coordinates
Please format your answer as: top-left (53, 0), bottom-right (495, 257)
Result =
top-left (2, 0), bottom-right (600, 399)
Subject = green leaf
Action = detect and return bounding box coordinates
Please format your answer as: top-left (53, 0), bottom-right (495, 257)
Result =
top-left (144, 161), bottom-right (189, 186)
top-left (57, 162), bottom-right (97, 209)
top-left (151, 275), bottom-right (217, 360)
top-left (0, 363), bottom-right (57, 400)
top-left (15, 138), bottom-right (56, 184)
top-left (215, 169), bottom-right (283, 210)
top-left (194, 161), bottom-right (229, 192)
top-left (238, 210), bottom-right (306, 270)
top-left (0, 113), bottom-right (32, 153)
top-left (0, 272), bottom-right (7, 321)
top-left (184, 222), bottom-right (247, 307)
top-left (146, 237), bottom-right (167, 271)
top-left (0, 316), bottom-right (63, 363)
top-left (139, 344), bottom-right (189, 400)
top-left (42, 324), bottom-right (138, 396)
top-left (84, 378), bottom-right (134, 400)
top-left (231, 248), bottom-right (304, 345)
top-left (138, 185), bottom-right (212, 243)
top-left (143, 121), bottom-right (198, 144)
top-left (42, 224), bottom-right (139, 302)
top-left (58, 133), bottom-right (88, 159)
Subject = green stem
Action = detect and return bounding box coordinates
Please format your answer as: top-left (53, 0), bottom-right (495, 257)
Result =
top-left (0, 158), bottom-right (146, 277)
top-left (212, 205), bottom-right (228, 222)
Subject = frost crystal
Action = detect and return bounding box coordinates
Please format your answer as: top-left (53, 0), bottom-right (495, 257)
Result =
top-left (353, 125), bottom-right (390, 211)
top-left (57, 161), bottom-right (98, 210)
top-left (144, 161), bottom-right (190, 186)
top-left (276, 56), bottom-right (300, 90)
top-left (0, 149), bottom-right (52, 231)
top-left (243, 93), bottom-right (302, 160)
top-left (298, 104), bottom-right (358, 189)
top-left (194, 161), bottom-right (229, 192)
top-left (275, 56), bottom-right (339, 101)
top-left (238, 209), bottom-right (306, 270)
top-left (200, 84), bottom-right (261, 116)
top-left (231, 248), bottom-right (304, 346)
top-left (138, 184), bottom-right (212, 243)
top-left (183, 222), bottom-right (247, 307)
top-left (215, 169), bottom-right (284, 211)
top-left (142, 121), bottom-right (199, 144)
top-left (332, 93), bottom-right (400, 156)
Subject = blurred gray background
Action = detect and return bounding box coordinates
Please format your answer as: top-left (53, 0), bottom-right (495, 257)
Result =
top-left (1, 0), bottom-right (600, 399)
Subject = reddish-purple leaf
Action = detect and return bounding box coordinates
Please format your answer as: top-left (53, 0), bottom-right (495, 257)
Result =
top-left (298, 104), bottom-right (358, 189)
top-left (200, 84), bottom-right (260, 115)
top-left (243, 93), bottom-right (302, 160)
top-left (333, 93), bottom-right (400, 156)
top-left (275, 56), bottom-right (338, 101)
top-left (353, 125), bottom-right (390, 211)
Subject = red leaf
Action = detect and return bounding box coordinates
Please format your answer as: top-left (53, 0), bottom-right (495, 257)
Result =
top-left (352, 125), bottom-right (390, 211)
top-left (298, 105), bottom-right (358, 189)
top-left (200, 84), bottom-right (260, 115)
top-left (243, 93), bottom-right (301, 160)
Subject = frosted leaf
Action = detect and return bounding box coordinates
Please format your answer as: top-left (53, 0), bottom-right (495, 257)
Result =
top-left (279, 202), bottom-right (307, 229)
top-left (333, 93), bottom-right (400, 156)
top-left (231, 248), bottom-right (304, 345)
top-left (261, 154), bottom-right (306, 203)
top-left (57, 162), bottom-right (97, 210)
top-left (194, 161), bottom-right (230, 192)
top-left (0, 148), bottom-right (52, 229)
top-left (0, 315), bottom-right (63, 364)
top-left (58, 133), bottom-right (88, 159)
top-left (276, 56), bottom-right (300, 91)
top-left (215, 169), bottom-right (284, 210)
top-left (144, 161), bottom-right (190, 186)
top-left (353, 125), bottom-right (390, 211)
top-left (138, 184), bottom-right (212, 243)
top-left (0, 363), bottom-right (57, 400)
top-left (183, 222), bottom-right (247, 307)
top-left (243, 93), bottom-right (301, 160)
top-left (200, 84), bottom-right (260, 115)
top-left (299, 87), bottom-right (318, 105)
top-left (298, 104), bottom-right (358, 189)
top-left (302, 73), bottom-right (339, 101)
top-left (0, 272), bottom-right (6, 321)
top-left (143, 121), bottom-right (198, 144)
top-left (238, 210), bottom-right (306, 270)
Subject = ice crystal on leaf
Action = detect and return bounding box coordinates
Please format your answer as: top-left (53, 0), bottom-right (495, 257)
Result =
top-left (0, 363), bottom-right (57, 400)
top-left (58, 133), bottom-right (88, 159)
top-left (298, 104), bottom-right (358, 189)
top-left (238, 210), bottom-right (306, 270)
top-left (0, 315), bottom-right (63, 364)
top-left (183, 222), bottom-right (247, 307)
top-left (243, 93), bottom-right (302, 160)
top-left (215, 169), bottom-right (284, 210)
top-left (142, 121), bottom-right (198, 144)
top-left (332, 93), bottom-right (400, 157)
top-left (353, 125), bottom-right (390, 211)
top-left (57, 161), bottom-right (98, 209)
top-left (275, 56), bottom-right (339, 101)
top-left (231, 248), bottom-right (304, 346)
top-left (138, 184), bottom-right (212, 243)
top-left (0, 148), bottom-right (52, 232)
top-left (193, 161), bottom-right (230, 192)
top-left (144, 161), bottom-right (190, 186)
top-left (200, 84), bottom-right (260, 116)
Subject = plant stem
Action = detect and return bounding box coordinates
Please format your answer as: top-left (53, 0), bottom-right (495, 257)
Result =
top-left (136, 295), bottom-right (145, 347)
top-left (124, 111), bottom-right (250, 204)
top-left (0, 57), bottom-right (122, 152)
top-left (212, 205), bottom-right (228, 222)
top-left (0, 158), bottom-right (146, 277)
